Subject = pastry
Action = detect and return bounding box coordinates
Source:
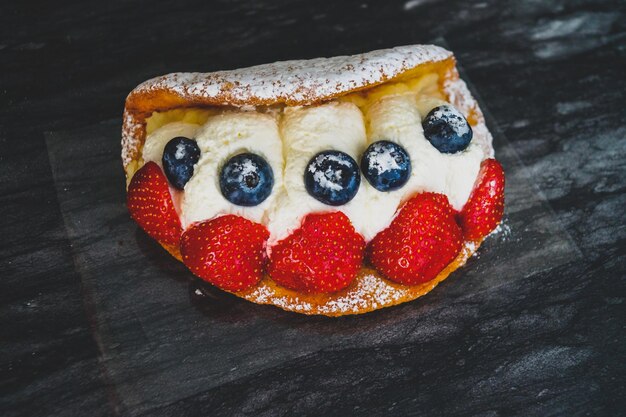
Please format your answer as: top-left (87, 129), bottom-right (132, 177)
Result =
top-left (122, 45), bottom-right (505, 316)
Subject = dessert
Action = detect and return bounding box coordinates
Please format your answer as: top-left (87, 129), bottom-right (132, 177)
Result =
top-left (122, 45), bottom-right (505, 316)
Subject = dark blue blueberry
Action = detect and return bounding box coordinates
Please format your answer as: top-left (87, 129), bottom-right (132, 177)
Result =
top-left (162, 136), bottom-right (201, 189)
top-left (304, 150), bottom-right (360, 206)
top-left (219, 153), bottom-right (274, 206)
top-left (361, 140), bottom-right (411, 192)
top-left (422, 105), bottom-right (473, 154)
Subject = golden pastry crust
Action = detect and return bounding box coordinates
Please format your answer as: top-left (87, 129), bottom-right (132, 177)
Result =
top-left (161, 240), bottom-right (480, 316)
top-left (122, 45), bottom-right (492, 174)
top-left (124, 45), bottom-right (494, 316)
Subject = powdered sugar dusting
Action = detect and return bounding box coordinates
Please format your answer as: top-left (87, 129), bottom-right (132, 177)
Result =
top-left (121, 45), bottom-right (494, 169)
top-left (238, 156), bottom-right (258, 176)
top-left (443, 76), bottom-right (494, 158)
top-left (367, 142), bottom-right (402, 174)
top-left (239, 240), bottom-right (478, 316)
top-left (246, 285), bottom-right (315, 312)
top-left (137, 45), bottom-right (450, 106)
top-left (321, 274), bottom-right (404, 313)
top-left (309, 152), bottom-right (353, 192)
top-left (431, 105), bottom-right (471, 136)
top-left (122, 45), bottom-right (453, 168)
top-left (489, 221), bottom-right (511, 242)
top-left (121, 110), bottom-right (143, 169)
top-left (174, 142), bottom-right (186, 159)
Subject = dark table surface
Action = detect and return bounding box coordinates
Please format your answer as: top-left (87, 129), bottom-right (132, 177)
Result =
top-left (1, 0), bottom-right (625, 416)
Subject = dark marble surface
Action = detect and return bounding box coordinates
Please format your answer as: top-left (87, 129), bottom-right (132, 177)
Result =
top-left (1, 0), bottom-right (625, 416)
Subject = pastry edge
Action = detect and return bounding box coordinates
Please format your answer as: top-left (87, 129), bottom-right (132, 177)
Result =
top-left (122, 44), bottom-right (493, 174)
top-left (160, 239), bottom-right (482, 317)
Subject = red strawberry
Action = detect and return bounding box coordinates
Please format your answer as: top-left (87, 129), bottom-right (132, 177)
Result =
top-left (127, 161), bottom-right (182, 246)
top-left (268, 212), bottom-right (365, 293)
top-left (368, 192), bottom-right (463, 285)
top-left (180, 215), bottom-right (269, 292)
top-left (458, 158), bottom-right (505, 241)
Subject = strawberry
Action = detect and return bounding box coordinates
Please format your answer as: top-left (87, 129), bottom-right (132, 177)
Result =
top-left (458, 158), bottom-right (505, 241)
top-left (368, 192), bottom-right (463, 285)
top-left (180, 215), bottom-right (269, 292)
top-left (268, 212), bottom-right (365, 293)
top-left (127, 161), bottom-right (182, 246)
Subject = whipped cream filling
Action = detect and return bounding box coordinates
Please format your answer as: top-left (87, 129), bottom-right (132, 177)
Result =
top-left (365, 94), bottom-right (483, 213)
top-left (141, 92), bottom-right (486, 244)
top-left (267, 102), bottom-right (370, 244)
top-left (142, 121), bottom-right (200, 169)
top-left (180, 112), bottom-right (284, 228)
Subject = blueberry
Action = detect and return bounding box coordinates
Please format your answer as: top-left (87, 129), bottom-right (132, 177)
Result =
top-left (304, 150), bottom-right (360, 206)
top-left (422, 105), bottom-right (473, 154)
top-left (162, 137), bottom-right (201, 189)
top-left (219, 153), bottom-right (274, 206)
top-left (361, 140), bottom-right (411, 192)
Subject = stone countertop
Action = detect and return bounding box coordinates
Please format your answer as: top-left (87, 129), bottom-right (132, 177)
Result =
top-left (1, 0), bottom-right (624, 416)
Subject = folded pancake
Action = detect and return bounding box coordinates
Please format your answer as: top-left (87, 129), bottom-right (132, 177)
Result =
top-left (122, 44), bottom-right (495, 316)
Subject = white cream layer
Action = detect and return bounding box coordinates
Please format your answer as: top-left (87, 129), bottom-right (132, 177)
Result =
top-left (141, 94), bottom-right (485, 243)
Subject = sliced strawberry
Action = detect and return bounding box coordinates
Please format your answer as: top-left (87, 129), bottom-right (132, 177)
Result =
top-left (127, 161), bottom-right (182, 246)
top-left (458, 158), bottom-right (505, 241)
top-left (368, 192), bottom-right (463, 285)
top-left (180, 215), bottom-right (269, 292)
top-left (268, 212), bottom-right (365, 293)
